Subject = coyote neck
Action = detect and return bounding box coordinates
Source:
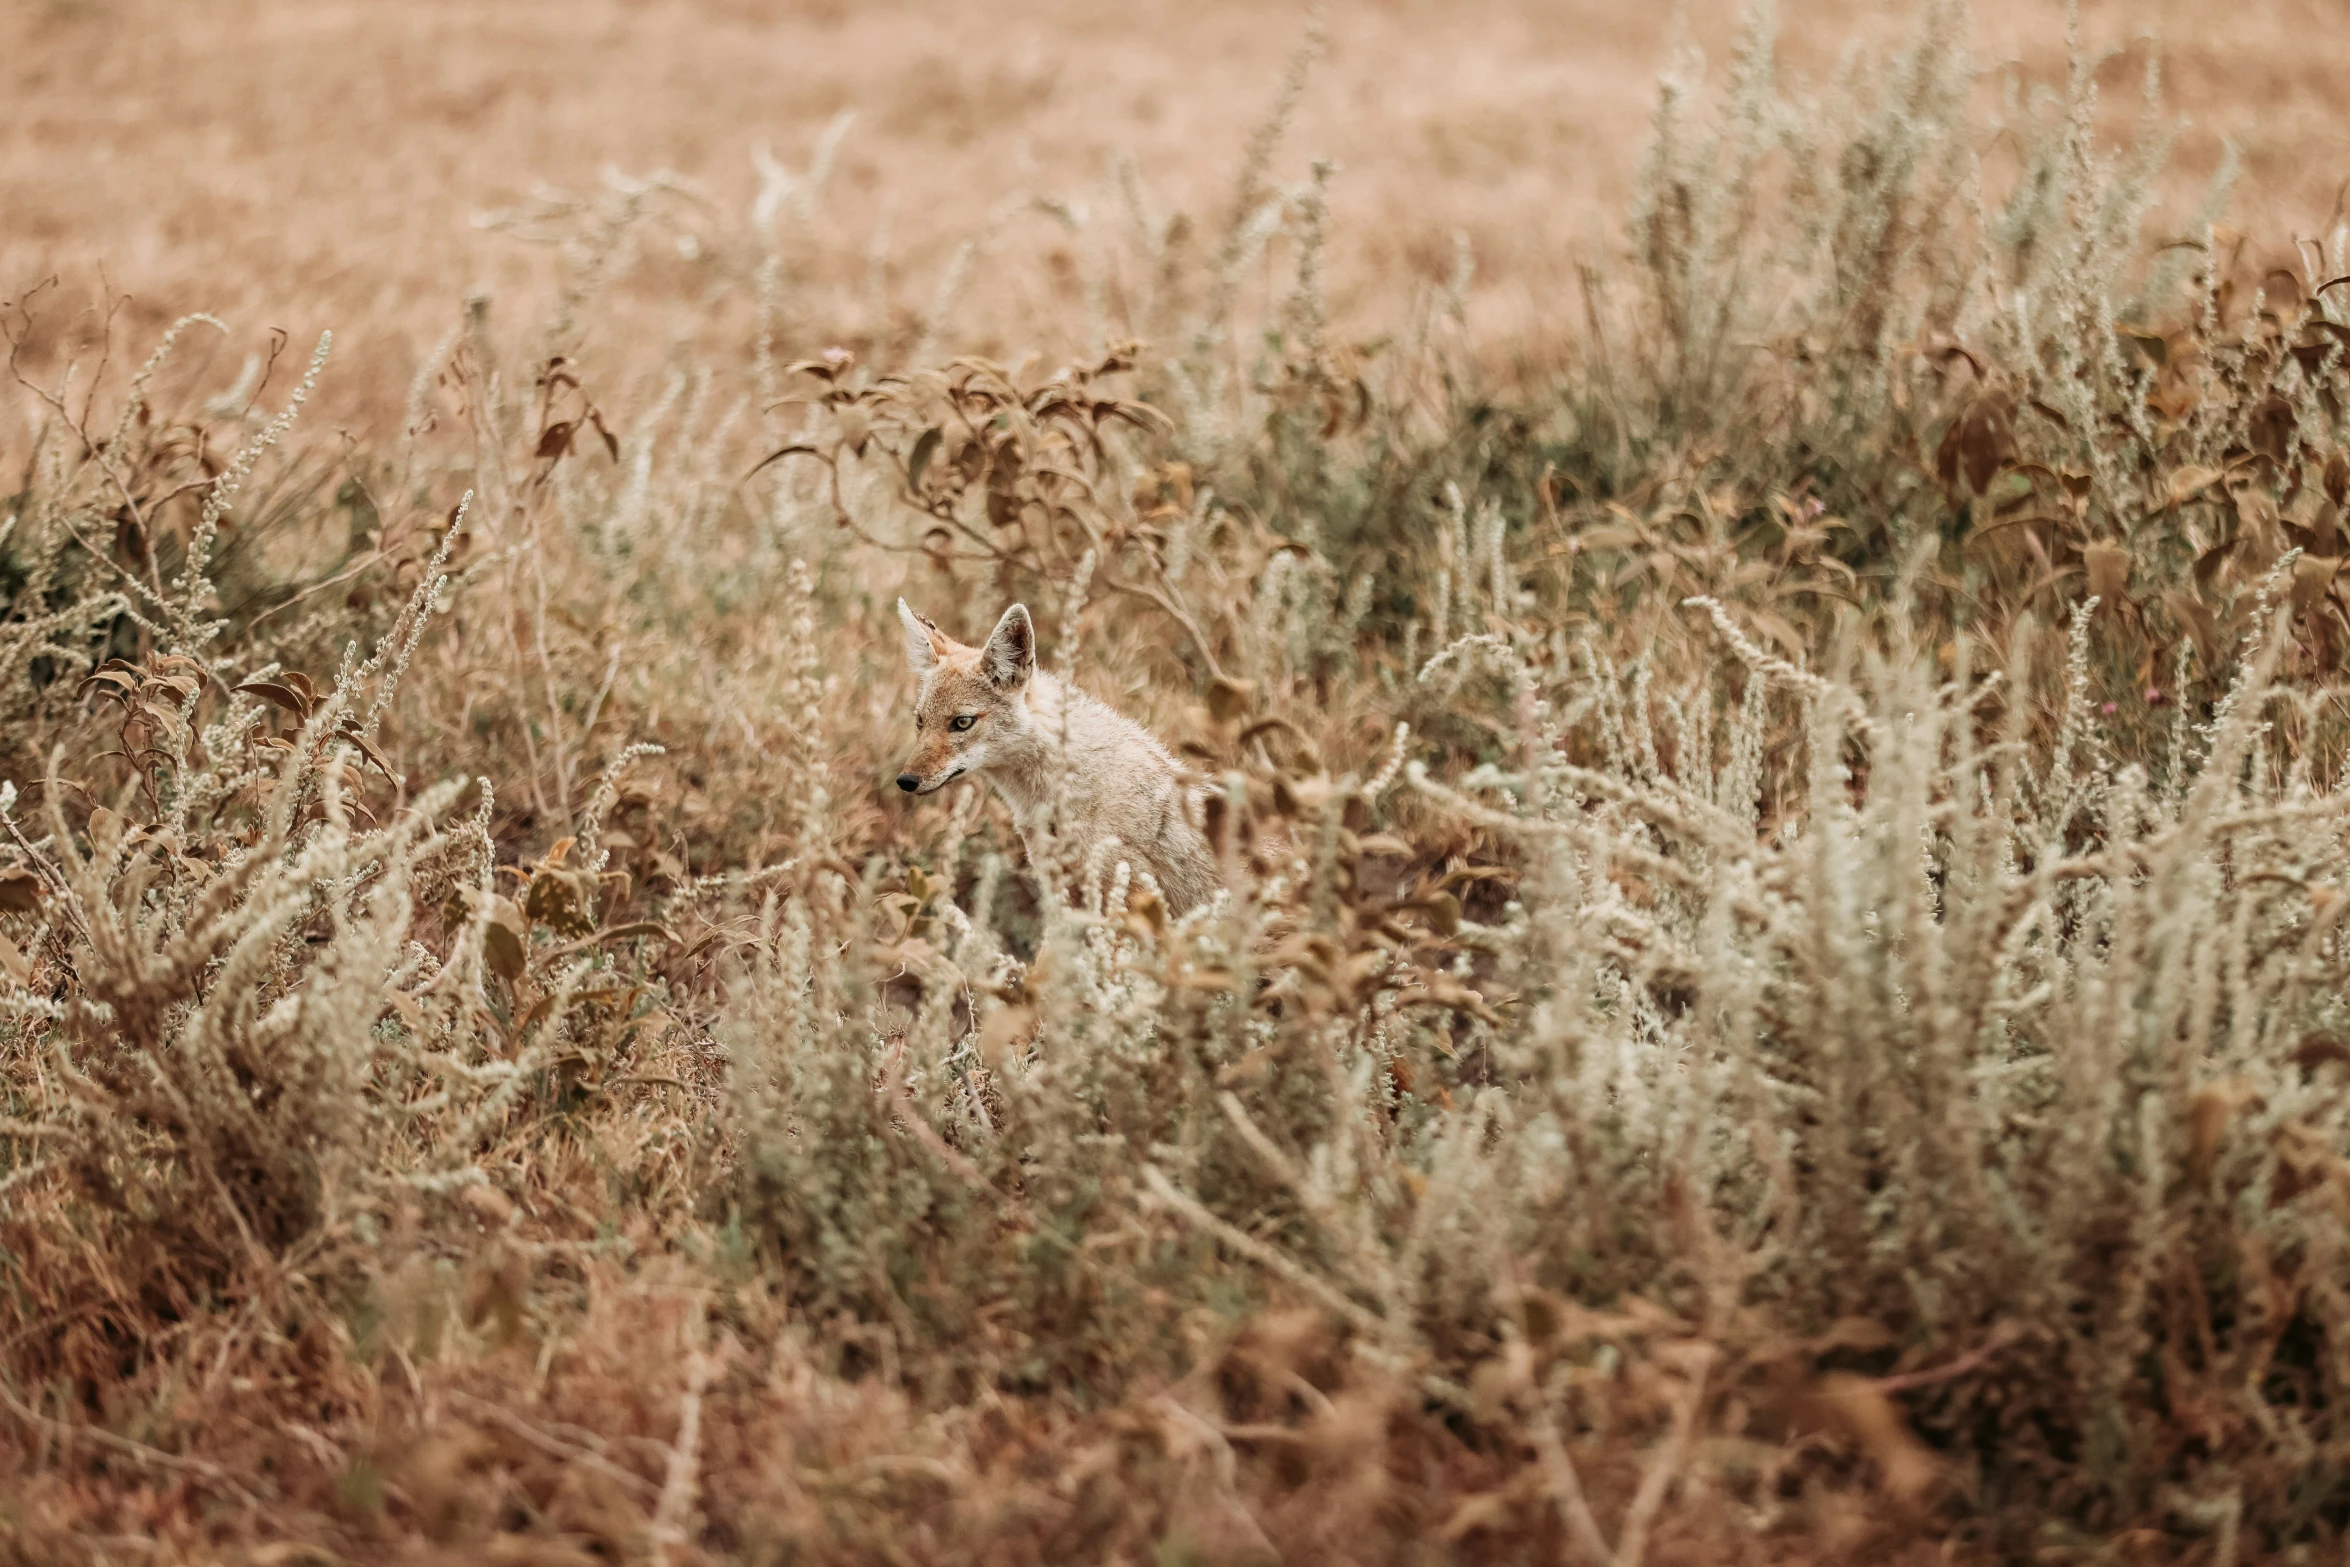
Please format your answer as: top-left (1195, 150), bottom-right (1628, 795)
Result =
top-left (983, 670), bottom-right (1082, 818)
top-left (976, 668), bottom-right (1216, 913)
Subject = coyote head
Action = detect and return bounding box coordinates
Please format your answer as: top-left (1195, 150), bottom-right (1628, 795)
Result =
top-left (894, 600), bottom-right (1036, 794)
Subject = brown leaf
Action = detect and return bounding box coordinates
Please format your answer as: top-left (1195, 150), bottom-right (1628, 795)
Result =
top-left (237, 678), bottom-right (316, 720)
top-left (1206, 677), bottom-right (1257, 724)
top-left (586, 407), bottom-right (621, 461)
top-left (460, 1182), bottom-right (516, 1227)
top-left (86, 805), bottom-right (129, 855)
top-left (592, 921), bottom-right (674, 946)
top-left (2249, 394), bottom-right (2297, 463)
top-left (2292, 554), bottom-right (2340, 619)
top-left (979, 1004), bottom-right (1038, 1064)
top-left (2118, 327), bottom-right (2168, 368)
top-left (2083, 540), bottom-right (2131, 604)
top-left (76, 666), bottom-right (141, 702)
top-left (2166, 465), bottom-right (2224, 508)
top-left (335, 718), bottom-right (398, 780)
top-left (2270, 1119), bottom-right (2347, 1209)
top-left (783, 355), bottom-right (846, 383)
top-left (0, 867), bottom-right (41, 914)
top-left (482, 897), bottom-right (528, 984)
top-left (1799, 1373), bottom-right (1940, 1506)
top-left (2163, 590), bottom-right (2220, 667)
top-left (1938, 391), bottom-right (2015, 495)
top-left (525, 868), bottom-right (598, 937)
top-left (2293, 1033), bottom-right (2350, 1079)
top-left (905, 425), bottom-right (943, 493)
top-left (2188, 1076), bottom-right (2261, 1185)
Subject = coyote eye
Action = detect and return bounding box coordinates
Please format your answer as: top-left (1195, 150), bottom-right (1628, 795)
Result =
top-left (949, 714), bottom-right (977, 732)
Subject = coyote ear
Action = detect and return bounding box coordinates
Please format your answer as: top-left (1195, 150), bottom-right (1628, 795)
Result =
top-left (980, 603), bottom-right (1035, 689)
top-left (898, 598), bottom-right (948, 675)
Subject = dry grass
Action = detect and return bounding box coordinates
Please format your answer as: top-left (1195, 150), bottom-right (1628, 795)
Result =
top-left (5, 0), bottom-right (2347, 431)
top-left (5, 2), bottom-right (2350, 1562)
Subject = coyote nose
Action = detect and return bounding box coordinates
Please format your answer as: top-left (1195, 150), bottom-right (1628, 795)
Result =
top-left (896, 773), bottom-right (921, 792)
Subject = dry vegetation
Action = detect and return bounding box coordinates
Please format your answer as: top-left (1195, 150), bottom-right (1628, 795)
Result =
top-left (7, 0), bottom-right (2350, 1561)
top-left (5, 0), bottom-right (2347, 428)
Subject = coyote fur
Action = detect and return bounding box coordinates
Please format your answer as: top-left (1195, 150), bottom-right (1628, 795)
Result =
top-left (894, 599), bottom-right (1218, 914)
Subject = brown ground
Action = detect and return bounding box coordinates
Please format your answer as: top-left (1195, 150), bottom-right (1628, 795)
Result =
top-left (4, 0), bottom-right (2347, 430)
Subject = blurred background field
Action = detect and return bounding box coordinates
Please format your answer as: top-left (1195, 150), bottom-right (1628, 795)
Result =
top-left (7, 2), bottom-right (2350, 1562)
top-left (6, 0), bottom-right (2348, 426)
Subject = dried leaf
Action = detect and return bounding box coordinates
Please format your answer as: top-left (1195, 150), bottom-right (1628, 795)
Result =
top-left (76, 667), bottom-right (141, 702)
top-left (2163, 590), bottom-right (2220, 667)
top-left (2167, 465), bottom-right (2224, 507)
top-left (906, 426), bottom-right (942, 494)
top-left (1418, 891), bottom-right (1462, 937)
top-left (1937, 391), bottom-right (2015, 495)
top-left (0, 867), bottom-right (41, 913)
top-left (237, 679), bottom-right (316, 720)
top-left (2293, 1033), bottom-right (2350, 1079)
top-left (481, 895), bottom-right (529, 983)
top-left (2120, 327), bottom-right (2168, 368)
top-left (524, 868), bottom-right (598, 937)
top-left (2083, 540), bottom-right (2131, 604)
top-left (592, 921), bottom-right (674, 946)
top-left (2292, 554), bottom-right (2340, 618)
top-left (1206, 677), bottom-right (1256, 724)
top-left (460, 1182), bottom-right (516, 1227)
top-left (2188, 1077), bottom-right (2260, 1184)
top-left (587, 406), bottom-right (622, 461)
top-left (979, 1004), bottom-right (1037, 1064)
top-left (2250, 394), bottom-right (2297, 463)
top-left (783, 355), bottom-right (845, 383)
top-left (335, 719), bottom-right (398, 781)
top-left (1800, 1373), bottom-right (1940, 1506)
top-left (87, 806), bottom-right (127, 855)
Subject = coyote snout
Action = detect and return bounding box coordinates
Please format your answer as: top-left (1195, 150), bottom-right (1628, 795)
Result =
top-left (894, 598), bottom-right (1218, 914)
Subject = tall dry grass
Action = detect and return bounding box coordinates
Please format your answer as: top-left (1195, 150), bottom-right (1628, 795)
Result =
top-left (5, 3), bottom-right (2350, 1562)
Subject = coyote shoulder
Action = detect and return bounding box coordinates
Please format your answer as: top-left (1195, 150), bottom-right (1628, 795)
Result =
top-left (894, 599), bottom-right (1218, 915)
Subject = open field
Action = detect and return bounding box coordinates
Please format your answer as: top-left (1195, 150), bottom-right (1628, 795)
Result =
top-left (6, 0), bottom-right (2349, 428)
top-left (6, 0), bottom-right (2350, 1561)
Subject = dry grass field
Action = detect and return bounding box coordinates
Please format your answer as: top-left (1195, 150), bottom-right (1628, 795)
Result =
top-left (6, 0), bottom-right (2347, 426)
top-left (5, 1), bottom-right (2350, 1562)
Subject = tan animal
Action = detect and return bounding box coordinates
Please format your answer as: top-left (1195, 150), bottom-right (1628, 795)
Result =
top-left (895, 599), bottom-right (1219, 914)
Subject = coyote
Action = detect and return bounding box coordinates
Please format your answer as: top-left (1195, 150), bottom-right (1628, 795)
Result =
top-left (895, 600), bottom-right (1218, 915)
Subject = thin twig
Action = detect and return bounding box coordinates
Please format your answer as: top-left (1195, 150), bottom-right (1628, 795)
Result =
top-left (0, 1379), bottom-right (264, 1509)
top-left (650, 1338), bottom-right (713, 1560)
top-left (1613, 1349), bottom-right (1714, 1567)
top-left (444, 1390), bottom-right (661, 1500)
top-left (1140, 1164), bottom-right (1391, 1343)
